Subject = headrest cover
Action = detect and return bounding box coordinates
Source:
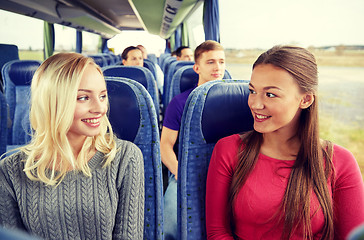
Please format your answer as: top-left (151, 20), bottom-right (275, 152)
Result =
top-left (106, 80), bottom-right (140, 142)
top-left (103, 66), bottom-right (148, 89)
top-left (8, 61), bottom-right (40, 86)
top-left (180, 67), bottom-right (199, 93)
top-left (90, 55), bottom-right (105, 67)
top-left (201, 82), bottom-right (254, 143)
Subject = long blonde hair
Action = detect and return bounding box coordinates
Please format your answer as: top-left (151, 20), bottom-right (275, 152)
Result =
top-left (22, 52), bottom-right (117, 185)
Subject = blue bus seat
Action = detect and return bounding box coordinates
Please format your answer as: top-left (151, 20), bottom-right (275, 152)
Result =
top-left (147, 53), bottom-right (158, 65)
top-left (162, 61), bottom-right (195, 113)
top-left (101, 53), bottom-right (115, 65)
top-left (161, 56), bottom-right (176, 77)
top-left (348, 223), bottom-right (364, 240)
top-left (168, 66), bottom-right (233, 106)
top-left (2, 60), bottom-right (41, 148)
top-left (0, 93), bottom-right (7, 157)
top-left (143, 59), bottom-right (158, 83)
top-left (0, 226), bottom-right (42, 240)
top-left (168, 66), bottom-right (199, 105)
top-left (177, 80), bottom-right (253, 240)
top-left (158, 53), bottom-right (171, 67)
top-left (103, 65), bottom-right (160, 118)
top-left (105, 76), bottom-right (163, 240)
top-left (0, 44), bottom-right (19, 93)
top-left (144, 59), bottom-right (163, 101)
top-left (88, 54), bottom-right (107, 67)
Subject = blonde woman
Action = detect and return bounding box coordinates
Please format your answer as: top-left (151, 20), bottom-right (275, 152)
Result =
top-left (0, 53), bottom-right (144, 240)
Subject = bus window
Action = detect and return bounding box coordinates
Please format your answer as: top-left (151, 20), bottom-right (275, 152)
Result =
top-left (54, 25), bottom-right (76, 53)
top-left (108, 30), bottom-right (165, 56)
top-left (0, 9), bottom-right (43, 61)
top-left (82, 31), bottom-right (100, 55)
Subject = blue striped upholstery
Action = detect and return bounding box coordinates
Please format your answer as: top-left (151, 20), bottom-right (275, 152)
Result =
top-left (88, 54), bottom-right (108, 67)
top-left (105, 76), bottom-right (163, 240)
top-left (103, 66), bottom-right (160, 118)
top-left (162, 61), bottom-right (195, 114)
top-left (0, 93), bottom-right (7, 157)
top-left (0, 44), bottom-right (19, 93)
top-left (168, 66), bottom-right (233, 105)
top-left (177, 80), bottom-right (253, 240)
top-left (2, 60), bottom-right (41, 148)
top-left (169, 66), bottom-right (199, 105)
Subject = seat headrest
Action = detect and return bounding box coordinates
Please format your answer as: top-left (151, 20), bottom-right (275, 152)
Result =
top-left (201, 82), bottom-right (254, 143)
top-left (0, 44), bottom-right (19, 71)
top-left (106, 79), bottom-right (140, 142)
top-left (6, 60), bottom-right (40, 86)
top-left (180, 67), bottom-right (199, 93)
top-left (89, 55), bottom-right (107, 67)
top-left (103, 66), bottom-right (149, 89)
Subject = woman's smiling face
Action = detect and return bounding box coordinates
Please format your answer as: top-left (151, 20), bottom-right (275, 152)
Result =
top-left (67, 65), bottom-right (108, 143)
top-left (248, 64), bottom-right (310, 136)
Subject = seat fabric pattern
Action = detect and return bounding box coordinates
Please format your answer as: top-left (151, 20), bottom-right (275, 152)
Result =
top-left (2, 60), bottom-right (41, 146)
top-left (177, 80), bottom-right (253, 240)
top-left (105, 76), bottom-right (163, 240)
top-left (103, 66), bottom-right (160, 118)
top-left (0, 93), bottom-right (7, 157)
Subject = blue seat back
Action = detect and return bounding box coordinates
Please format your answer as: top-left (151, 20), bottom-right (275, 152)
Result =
top-left (2, 60), bottom-right (41, 146)
top-left (89, 54), bottom-right (107, 67)
top-left (0, 93), bottom-right (7, 157)
top-left (143, 59), bottom-right (157, 81)
top-left (0, 44), bottom-right (19, 93)
top-left (168, 66), bottom-right (233, 105)
top-left (105, 76), bottom-right (163, 240)
top-left (143, 59), bottom-right (163, 99)
top-left (163, 61), bottom-right (195, 112)
top-left (101, 53), bottom-right (115, 65)
top-left (0, 226), bottom-right (42, 240)
top-left (349, 224), bottom-right (364, 240)
top-left (147, 53), bottom-right (158, 65)
top-left (162, 56), bottom-right (176, 77)
top-left (177, 80), bottom-right (254, 240)
top-left (103, 66), bottom-right (160, 117)
top-left (168, 66), bottom-right (199, 105)
top-left (158, 53), bottom-right (172, 67)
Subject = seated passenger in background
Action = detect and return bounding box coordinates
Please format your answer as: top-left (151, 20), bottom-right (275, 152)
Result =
top-left (205, 45), bottom-right (364, 239)
top-left (161, 40), bottom-right (226, 240)
top-left (0, 53), bottom-right (145, 240)
top-left (175, 46), bottom-right (194, 61)
top-left (137, 44), bottom-right (148, 59)
top-left (121, 46), bottom-right (144, 67)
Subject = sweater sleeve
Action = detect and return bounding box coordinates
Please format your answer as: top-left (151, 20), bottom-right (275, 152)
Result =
top-left (0, 154), bottom-right (27, 230)
top-left (113, 141), bottom-right (145, 240)
top-left (332, 144), bottom-right (364, 240)
top-left (206, 135), bottom-right (240, 239)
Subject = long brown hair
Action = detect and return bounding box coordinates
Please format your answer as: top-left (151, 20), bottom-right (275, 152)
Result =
top-left (229, 46), bottom-right (334, 239)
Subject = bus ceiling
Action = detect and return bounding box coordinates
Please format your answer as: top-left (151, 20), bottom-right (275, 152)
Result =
top-left (0, 0), bottom-right (206, 40)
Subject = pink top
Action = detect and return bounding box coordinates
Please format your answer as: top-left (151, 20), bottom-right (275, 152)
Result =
top-left (206, 134), bottom-right (364, 240)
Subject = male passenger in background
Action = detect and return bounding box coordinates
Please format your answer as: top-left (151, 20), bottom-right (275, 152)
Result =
top-left (137, 44), bottom-right (148, 59)
top-left (121, 46), bottom-right (143, 67)
top-left (160, 40), bottom-right (226, 240)
top-left (175, 46), bottom-right (194, 61)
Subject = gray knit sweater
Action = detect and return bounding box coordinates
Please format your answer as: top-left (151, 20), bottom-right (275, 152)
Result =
top-left (0, 139), bottom-right (144, 240)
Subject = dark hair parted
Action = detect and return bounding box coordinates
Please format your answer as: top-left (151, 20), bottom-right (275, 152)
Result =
top-left (121, 46), bottom-right (141, 60)
top-left (175, 46), bottom-right (190, 57)
top-left (229, 46), bottom-right (334, 239)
